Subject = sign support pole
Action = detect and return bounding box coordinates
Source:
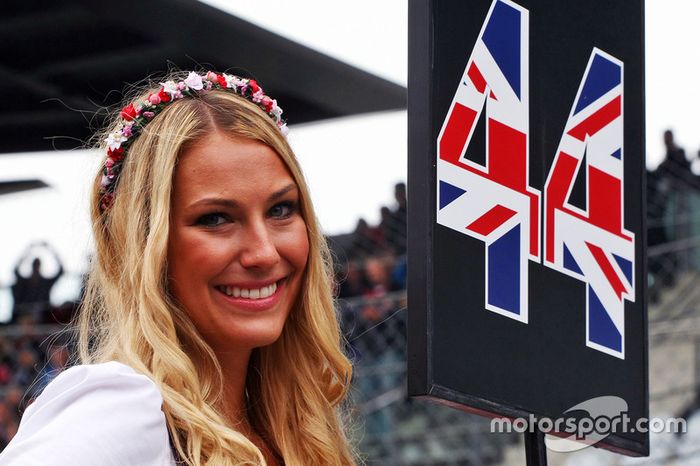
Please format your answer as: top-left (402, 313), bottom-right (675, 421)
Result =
top-left (524, 428), bottom-right (548, 466)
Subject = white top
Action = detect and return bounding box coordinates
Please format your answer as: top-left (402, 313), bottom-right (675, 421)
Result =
top-left (0, 361), bottom-right (176, 466)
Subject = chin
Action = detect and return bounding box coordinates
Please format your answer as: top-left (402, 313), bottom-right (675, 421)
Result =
top-left (216, 321), bottom-right (287, 352)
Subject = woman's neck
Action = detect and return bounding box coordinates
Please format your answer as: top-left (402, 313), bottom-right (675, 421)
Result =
top-left (216, 348), bottom-right (253, 427)
top-left (216, 349), bottom-right (281, 465)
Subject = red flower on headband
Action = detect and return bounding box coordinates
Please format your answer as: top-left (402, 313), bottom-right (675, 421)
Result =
top-left (261, 96), bottom-right (274, 112)
top-left (216, 75), bottom-right (227, 88)
top-left (120, 104), bottom-right (137, 121)
top-left (249, 79), bottom-right (261, 94)
top-left (158, 89), bottom-right (171, 103)
top-left (108, 147), bottom-right (124, 161)
top-left (101, 193), bottom-right (115, 211)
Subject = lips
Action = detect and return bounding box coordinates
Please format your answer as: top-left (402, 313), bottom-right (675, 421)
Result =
top-left (214, 278), bottom-right (286, 311)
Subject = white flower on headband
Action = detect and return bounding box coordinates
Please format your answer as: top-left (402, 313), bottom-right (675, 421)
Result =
top-left (184, 72), bottom-right (204, 91)
top-left (223, 73), bottom-right (237, 89)
top-left (271, 101), bottom-right (283, 119)
top-left (161, 80), bottom-right (178, 98)
top-left (105, 131), bottom-right (127, 150)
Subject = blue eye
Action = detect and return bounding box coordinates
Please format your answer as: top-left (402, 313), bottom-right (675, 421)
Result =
top-left (196, 213), bottom-right (229, 227)
top-left (269, 201), bottom-right (296, 219)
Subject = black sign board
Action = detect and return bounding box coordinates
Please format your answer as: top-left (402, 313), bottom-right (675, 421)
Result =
top-left (407, 0), bottom-right (647, 456)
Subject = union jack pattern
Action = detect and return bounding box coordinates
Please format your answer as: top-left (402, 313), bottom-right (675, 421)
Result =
top-left (437, 0), bottom-right (540, 322)
top-left (544, 49), bottom-right (634, 359)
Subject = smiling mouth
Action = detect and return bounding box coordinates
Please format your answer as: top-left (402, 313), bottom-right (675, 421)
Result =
top-left (215, 278), bottom-right (285, 300)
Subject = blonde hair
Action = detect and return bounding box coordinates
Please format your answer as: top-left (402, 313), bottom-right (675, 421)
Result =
top-left (78, 72), bottom-right (357, 465)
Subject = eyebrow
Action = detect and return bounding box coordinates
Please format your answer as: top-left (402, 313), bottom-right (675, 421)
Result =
top-left (187, 183), bottom-right (298, 209)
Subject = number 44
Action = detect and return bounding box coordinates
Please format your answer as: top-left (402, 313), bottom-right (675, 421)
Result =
top-left (435, 0), bottom-right (635, 359)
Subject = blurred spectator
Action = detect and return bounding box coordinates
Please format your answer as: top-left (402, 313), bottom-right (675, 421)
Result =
top-left (348, 218), bottom-right (384, 259)
top-left (36, 345), bottom-right (69, 391)
top-left (0, 416), bottom-right (18, 451)
top-left (0, 338), bottom-right (11, 386)
top-left (0, 361), bottom-right (10, 386)
top-left (48, 301), bottom-right (77, 326)
top-left (11, 242), bottom-right (64, 323)
top-left (4, 386), bottom-right (24, 416)
top-left (648, 131), bottom-right (700, 296)
top-left (364, 256), bottom-right (402, 297)
top-left (657, 130), bottom-right (695, 188)
top-left (391, 256), bottom-right (407, 291)
top-left (0, 402), bottom-right (12, 449)
top-left (338, 261), bottom-right (371, 299)
top-left (12, 348), bottom-right (38, 390)
top-left (12, 315), bottom-right (42, 353)
top-left (378, 207), bottom-right (396, 253)
top-left (388, 183), bottom-right (407, 255)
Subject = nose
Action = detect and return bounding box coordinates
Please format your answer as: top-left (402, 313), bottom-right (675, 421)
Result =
top-left (239, 221), bottom-right (281, 270)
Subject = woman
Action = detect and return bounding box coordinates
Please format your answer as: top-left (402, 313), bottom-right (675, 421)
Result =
top-left (0, 71), bottom-right (357, 465)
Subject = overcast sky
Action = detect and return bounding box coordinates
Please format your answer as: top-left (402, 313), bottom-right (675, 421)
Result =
top-left (0, 0), bottom-right (698, 313)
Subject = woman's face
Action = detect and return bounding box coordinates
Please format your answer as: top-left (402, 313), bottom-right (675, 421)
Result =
top-left (167, 132), bottom-right (309, 354)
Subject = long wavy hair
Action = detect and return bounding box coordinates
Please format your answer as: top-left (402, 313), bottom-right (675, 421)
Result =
top-left (77, 72), bottom-right (357, 465)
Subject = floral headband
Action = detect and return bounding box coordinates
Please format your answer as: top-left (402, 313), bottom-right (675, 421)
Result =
top-left (99, 71), bottom-right (288, 212)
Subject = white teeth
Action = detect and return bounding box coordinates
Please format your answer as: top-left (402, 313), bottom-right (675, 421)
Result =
top-left (219, 282), bottom-right (278, 300)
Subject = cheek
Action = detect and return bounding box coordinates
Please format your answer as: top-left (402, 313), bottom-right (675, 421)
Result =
top-left (167, 231), bottom-right (228, 297)
top-left (170, 231), bottom-right (227, 268)
top-left (285, 223), bottom-right (310, 273)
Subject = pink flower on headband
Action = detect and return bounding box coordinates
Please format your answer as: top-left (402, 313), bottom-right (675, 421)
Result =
top-left (105, 131), bottom-right (127, 150)
top-left (261, 96), bottom-right (274, 112)
top-left (184, 72), bottom-right (204, 91)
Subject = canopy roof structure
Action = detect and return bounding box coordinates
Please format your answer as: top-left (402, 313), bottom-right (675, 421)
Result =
top-left (1, 0), bottom-right (406, 156)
